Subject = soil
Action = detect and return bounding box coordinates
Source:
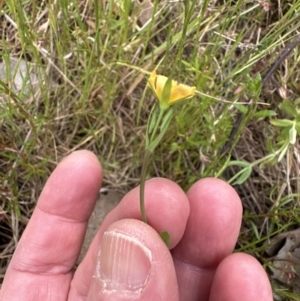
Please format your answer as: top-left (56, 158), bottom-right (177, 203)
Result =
top-left (78, 190), bottom-right (123, 263)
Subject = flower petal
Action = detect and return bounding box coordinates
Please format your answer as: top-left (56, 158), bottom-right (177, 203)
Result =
top-left (169, 84), bottom-right (196, 104)
top-left (148, 71), bottom-right (195, 107)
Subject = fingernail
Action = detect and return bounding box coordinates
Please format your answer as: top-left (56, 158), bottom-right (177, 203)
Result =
top-left (95, 230), bottom-right (152, 294)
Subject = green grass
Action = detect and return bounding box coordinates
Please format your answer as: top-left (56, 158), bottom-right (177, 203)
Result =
top-left (1, 0), bottom-right (300, 298)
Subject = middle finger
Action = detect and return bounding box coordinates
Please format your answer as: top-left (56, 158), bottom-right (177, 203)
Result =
top-left (172, 178), bottom-right (243, 301)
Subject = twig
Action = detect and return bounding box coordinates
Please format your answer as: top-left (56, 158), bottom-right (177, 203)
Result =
top-left (262, 34), bottom-right (300, 86)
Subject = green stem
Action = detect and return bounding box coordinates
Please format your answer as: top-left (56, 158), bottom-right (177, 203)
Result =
top-left (140, 149), bottom-right (152, 223)
top-left (140, 107), bottom-right (168, 223)
top-left (150, 108), bottom-right (165, 142)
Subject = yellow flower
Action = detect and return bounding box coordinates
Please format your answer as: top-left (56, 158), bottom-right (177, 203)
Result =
top-left (148, 71), bottom-right (196, 108)
top-left (148, 71), bottom-right (196, 106)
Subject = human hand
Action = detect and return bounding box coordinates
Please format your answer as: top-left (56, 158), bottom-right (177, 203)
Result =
top-left (0, 150), bottom-right (273, 300)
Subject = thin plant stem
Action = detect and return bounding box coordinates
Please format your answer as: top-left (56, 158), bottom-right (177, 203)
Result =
top-left (140, 107), bottom-right (166, 223)
top-left (150, 108), bottom-right (165, 142)
top-left (139, 148), bottom-right (152, 223)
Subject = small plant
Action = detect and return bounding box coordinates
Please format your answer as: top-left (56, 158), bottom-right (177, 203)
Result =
top-left (139, 69), bottom-right (196, 246)
top-left (227, 97), bottom-right (300, 185)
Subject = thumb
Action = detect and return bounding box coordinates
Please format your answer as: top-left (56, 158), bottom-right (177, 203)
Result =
top-left (87, 219), bottom-right (179, 301)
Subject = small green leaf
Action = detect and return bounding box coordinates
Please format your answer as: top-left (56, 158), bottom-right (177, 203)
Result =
top-left (277, 143), bottom-right (289, 162)
top-left (253, 110), bottom-right (277, 118)
top-left (295, 98), bottom-right (300, 106)
top-left (245, 73), bottom-right (262, 99)
top-left (270, 119), bottom-right (293, 127)
top-left (248, 220), bottom-right (260, 240)
top-left (148, 114), bottom-right (173, 152)
top-left (227, 160), bottom-right (251, 168)
top-left (160, 108), bottom-right (174, 130)
top-left (233, 166), bottom-right (252, 185)
top-left (170, 142), bottom-right (179, 152)
top-left (279, 99), bottom-right (298, 118)
top-left (148, 107), bottom-right (158, 134)
top-left (160, 231), bottom-right (171, 248)
top-left (234, 103), bottom-right (248, 114)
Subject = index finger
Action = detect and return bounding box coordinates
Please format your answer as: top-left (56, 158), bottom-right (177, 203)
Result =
top-left (0, 150), bottom-right (102, 301)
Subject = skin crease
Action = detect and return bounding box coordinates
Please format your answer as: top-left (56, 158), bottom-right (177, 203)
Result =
top-left (0, 150), bottom-right (273, 301)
